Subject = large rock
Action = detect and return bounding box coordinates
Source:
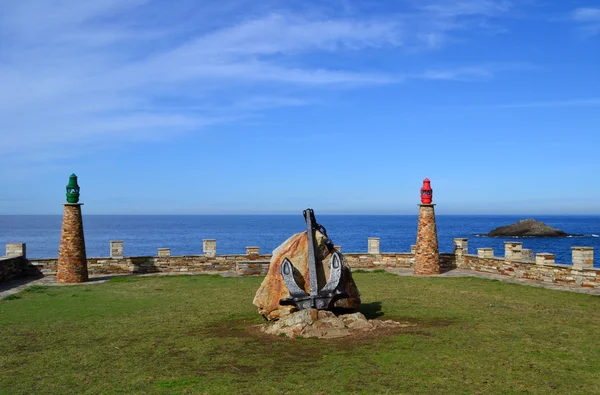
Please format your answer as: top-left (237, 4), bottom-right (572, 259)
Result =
top-left (483, 218), bottom-right (569, 237)
top-left (253, 230), bottom-right (361, 321)
top-left (260, 309), bottom-right (412, 339)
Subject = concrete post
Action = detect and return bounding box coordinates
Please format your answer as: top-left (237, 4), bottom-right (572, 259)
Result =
top-left (158, 248), bottom-right (171, 257)
top-left (572, 247), bottom-right (594, 269)
top-left (535, 253), bottom-right (555, 265)
top-left (504, 242), bottom-right (523, 261)
top-left (110, 240), bottom-right (124, 258)
top-left (57, 203), bottom-right (88, 283)
top-left (477, 248), bottom-right (494, 258)
top-left (203, 239), bottom-right (216, 257)
top-left (368, 237), bottom-right (380, 254)
top-left (414, 204), bottom-right (440, 275)
top-left (6, 243), bottom-right (26, 259)
top-left (246, 246), bottom-right (260, 255)
top-left (453, 238), bottom-right (468, 265)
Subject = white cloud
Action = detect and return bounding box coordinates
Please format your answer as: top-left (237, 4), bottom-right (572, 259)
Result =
top-left (0, 0), bottom-right (524, 162)
top-left (572, 8), bottom-right (600, 21)
top-left (418, 0), bottom-right (511, 17)
top-left (418, 67), bottom-right (494, 81)
top-left (493, 98), bottom-right (600, 109)
top-left (571, 7), bottom-right (600, 36)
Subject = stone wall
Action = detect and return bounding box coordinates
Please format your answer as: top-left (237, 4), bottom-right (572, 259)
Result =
top-left (7, 238), bottom-right (598, 293)
top-left (29, 254), bottom-right (274, 276)
top-left (26, 251), bottom-right (457, 277)
top-left (460, 254), bottom-right (600, 289)
top-left (0, 256), bottom-right (29, 282)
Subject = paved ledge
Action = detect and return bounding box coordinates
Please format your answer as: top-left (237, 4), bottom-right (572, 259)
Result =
top-left (2, 268), bottom-right (600, 300)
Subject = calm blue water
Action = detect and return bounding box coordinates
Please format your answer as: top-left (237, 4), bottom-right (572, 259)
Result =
top-left (0, 215), bottom-right (598, 266)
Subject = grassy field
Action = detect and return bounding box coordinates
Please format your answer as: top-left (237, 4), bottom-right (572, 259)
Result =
top-left (2, 272), bottom-right (600, 394)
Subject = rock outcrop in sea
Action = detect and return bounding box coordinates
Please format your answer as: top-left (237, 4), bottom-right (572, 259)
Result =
top-left (480, 218), bottom-right (570, 237)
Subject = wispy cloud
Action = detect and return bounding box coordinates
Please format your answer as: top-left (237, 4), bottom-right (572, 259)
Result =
top-left (0, 0), bottom-right (525, 163)
top-left (418, 0), bottom-right (512, 17)
top-left (571, 7), bottom-right (600, 36)
top-left (492, 98), bottom-right (600, 109)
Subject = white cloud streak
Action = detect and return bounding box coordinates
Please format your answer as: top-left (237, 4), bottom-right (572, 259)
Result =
top-left (493, 98), bottom-right (600, 109)
top-left (571, 7), bottom-right (600, 36)
top-left (0, 0), bottom-right (524, 162)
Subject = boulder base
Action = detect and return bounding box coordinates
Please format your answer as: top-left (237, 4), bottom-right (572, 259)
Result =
top-left (253, 230), bottom-right (361, 321)
top-left (260, 309), bottom-right (413, 339)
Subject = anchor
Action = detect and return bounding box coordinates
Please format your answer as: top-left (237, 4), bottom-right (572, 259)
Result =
top-left (279, 209), bottom-right (349, 310)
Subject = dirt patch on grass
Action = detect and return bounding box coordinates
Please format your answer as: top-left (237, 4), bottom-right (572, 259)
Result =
top-left (207, 315), bottom-right (452, 343)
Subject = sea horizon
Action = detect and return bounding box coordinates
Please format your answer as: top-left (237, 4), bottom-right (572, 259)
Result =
top-left (2, 213), bottom-right (600, 216)
top-left (1, 214), bottom-right (598, 265)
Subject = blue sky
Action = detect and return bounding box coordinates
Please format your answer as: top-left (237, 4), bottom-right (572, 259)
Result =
top-left (1, 0), bottom-right (599, 215)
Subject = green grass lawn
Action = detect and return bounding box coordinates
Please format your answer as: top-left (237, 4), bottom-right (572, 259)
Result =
top-left (2, 272), bottom-right (600, 394)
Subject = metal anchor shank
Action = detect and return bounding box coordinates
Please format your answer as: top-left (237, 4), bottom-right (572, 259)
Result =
top-left (279, 209), bottom-right (348, 310)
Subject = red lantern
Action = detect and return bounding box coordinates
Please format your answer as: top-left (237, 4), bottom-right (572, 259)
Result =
top-left (421, 178), bottom-right (433, 204)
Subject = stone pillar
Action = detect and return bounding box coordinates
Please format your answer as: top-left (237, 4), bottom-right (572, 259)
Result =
top-left (368, 237), bottom-right (380, 254)
top-left (453, 238), bottom-right (468, 265)
top-left (246, 246), bottom-right (260, 255)
top-left (522, 248), bottom-right (534, 262)
top-left (158, 248), bottom-right (171, 257)
top-left (572, 247), bottom-right (594, 269)
top-left (536, 253), bottom-right (555, 265)
top-left (6, 243), bottom-right (26, 258)
top-left (203, 239), bottom-right (216, 257)
top-left (504, 242), bottom-right (523, 261)
top-left (477, 248), bottom-right (494, 258)
top-left (56, 204), bottom-right (88, 283)
top-left (110, 240), bottom-right (124, 258)
top-left (410, 245), bottom-right (416, 254)
top-left (414, 204), bottom-right (440, 275)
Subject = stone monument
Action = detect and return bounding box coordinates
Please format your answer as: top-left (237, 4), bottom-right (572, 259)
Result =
top-left (414, 178), bottom-right (441, 275)
top-left (56, 174), bottom-right (89, 283)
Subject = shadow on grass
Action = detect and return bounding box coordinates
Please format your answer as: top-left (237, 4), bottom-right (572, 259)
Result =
top-left (357, 301), bottom-right (384, 319)
top-left (0, 275), bottom-right (43, 294)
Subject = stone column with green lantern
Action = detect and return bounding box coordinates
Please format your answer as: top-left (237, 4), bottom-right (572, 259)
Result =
top-left (56, 174), bottom-right (89, 283)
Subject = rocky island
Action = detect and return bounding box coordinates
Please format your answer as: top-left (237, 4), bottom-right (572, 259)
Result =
top-left (479, 218), bottom-right (572, 237)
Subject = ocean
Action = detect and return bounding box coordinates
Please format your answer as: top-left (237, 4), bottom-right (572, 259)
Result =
top-left (0, 215), bottom-right (598, 266)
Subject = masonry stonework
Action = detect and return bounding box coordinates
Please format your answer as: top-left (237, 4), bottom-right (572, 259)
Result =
top-left (6, 243), bottom-right (26, 258)
top-left (536, 253), bottom-right (555, 265)
top-left (0, 256), bottom-right (28, 282)
top-left (478, 248), bottom-right (494, 258)
top-left (110, 241), bottom-right (124, 258)
top-left (414, 204), bottom-right (440, 275)
top-left (15, 240), bottom-right (600, 292)
top-left (56, 204), bottom-right (89, 283)
top-left (158, 248), bottom-right (171, 257)
top-left (505, 242), bottom-right (523, 261)
top-left (453, 238), bottom-right (468, 266)
top-left (572, 247), bottom-right (594, 269)
top-left (203, 239), bottom-right (216, 257)
top-left (368, 238), bottom-right (380, 254)
top-left (246, 246), bottom-right (260, 255)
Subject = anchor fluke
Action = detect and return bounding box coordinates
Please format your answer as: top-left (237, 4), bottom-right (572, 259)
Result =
top-left (278, 209), bottom-right (348, 311)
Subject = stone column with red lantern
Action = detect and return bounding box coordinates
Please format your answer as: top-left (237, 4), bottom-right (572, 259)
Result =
top-left (56, 174), bottom-right (89, 283)
top-left (413, 178), bottom-right (441, 275)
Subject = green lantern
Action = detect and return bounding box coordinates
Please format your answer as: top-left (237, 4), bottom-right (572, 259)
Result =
top-left (66, 174), bottom-right (80, 203)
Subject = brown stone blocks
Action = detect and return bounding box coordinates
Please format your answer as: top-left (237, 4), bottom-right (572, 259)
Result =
top-left (246, 246), bottom-right (260, 255)
top-left (56, 204), bottom-right (88, 283)
top-left (414, 204), bottom-right (440, 275)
